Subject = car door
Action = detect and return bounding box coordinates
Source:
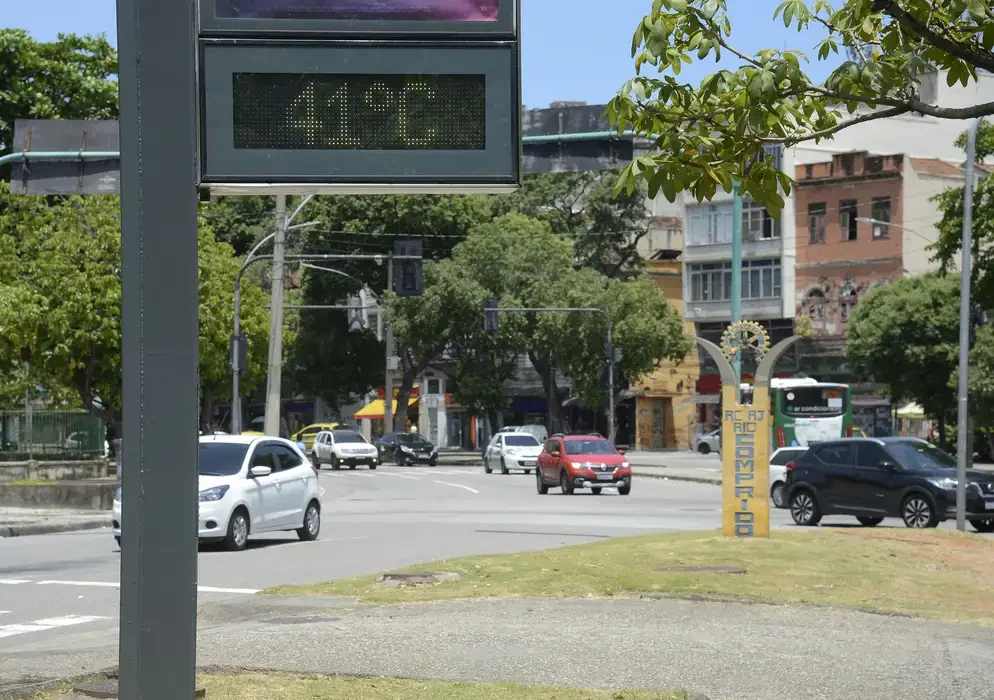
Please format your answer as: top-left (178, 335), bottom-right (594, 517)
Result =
top-left (851, 442), bottom-right (899, 515)
top-left (272, 443), bottom-right (311, 528)
top-left (489, 435), bottom-right (503, 464)
top-left (811, 443), bottom-right (855, 511)
top-left (540, 439), bottom-right (562, 481)
top-left (245, 444), bottom-right (282, 532)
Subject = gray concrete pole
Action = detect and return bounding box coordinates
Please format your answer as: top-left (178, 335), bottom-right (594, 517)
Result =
top-left (607, 313), bottom-right (616, 444)
top-left (116, 0), bottom-right (199, 697)
top-left (384, 253), bottom-right (395, 433)
top-left (264, 195), bottom-right (288, 437)
top-left (956, 118), bottom-right (980, 531)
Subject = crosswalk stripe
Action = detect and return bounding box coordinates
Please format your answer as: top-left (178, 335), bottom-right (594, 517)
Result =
top-left (0, 615), bottom-right (109, 640)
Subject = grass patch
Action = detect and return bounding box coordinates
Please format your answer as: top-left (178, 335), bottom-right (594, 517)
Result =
top-left (198, 671), bottom-right (689, 700)
top-left (264, 529), bottom-right (994, 624)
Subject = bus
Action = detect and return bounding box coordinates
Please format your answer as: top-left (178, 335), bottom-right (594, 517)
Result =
top-left (741, 378), bottom-right (855, 448)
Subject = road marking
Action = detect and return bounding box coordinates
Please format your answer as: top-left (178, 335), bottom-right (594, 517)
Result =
top-left (432, 480), bottom-right (480, 494)
top-left (0, 579), bottom-right (30, 585)
top-left (0, 611), bottom-right (9, 616)
top-left (0, 615), bottom-right (110, 640)
top-left (1, 580), bottom-right (258, 595)
top-left (377, 472), bottom-right (420, 480)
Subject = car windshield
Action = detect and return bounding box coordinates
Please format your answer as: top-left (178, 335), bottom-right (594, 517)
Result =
top-left (505, 435), bottom-right (539, 447)
top-left (771, 449), bottom-right (805, 465)
top-left (886, 441), bottom-right (957, 472)
top-left (397, 433), bottom-right (429, 445)
top-left (565, 439), bottom-right (617, 455)
top-left (199, 442), bottom-right (249, 476)
top-left (332, 430), bottom-right (366, 444)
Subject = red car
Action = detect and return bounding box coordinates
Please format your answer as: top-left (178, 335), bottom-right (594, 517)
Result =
top-left (536, 434), bottom-right (632, 495)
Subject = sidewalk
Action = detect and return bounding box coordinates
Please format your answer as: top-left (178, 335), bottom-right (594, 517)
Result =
top-left (188, 595), bottom-right (994, 700)
top-left (0, 507), bottom-right (109, 538)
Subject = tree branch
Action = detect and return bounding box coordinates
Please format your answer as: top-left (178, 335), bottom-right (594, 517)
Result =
top-left (875, 0), bottom-right (994, 75)
top-left (809, 85), bottom-right (994, 120)
top-left (770, 104), bottom-right (911, 145)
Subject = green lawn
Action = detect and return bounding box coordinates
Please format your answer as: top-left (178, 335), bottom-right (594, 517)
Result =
top-left (265, 529), bottom-right (994, 624)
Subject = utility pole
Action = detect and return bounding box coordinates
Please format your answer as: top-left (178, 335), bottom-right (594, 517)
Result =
top-left (384, 252), bottom-right (395, 434)
top-left (731, 180), bottom-right (743, 393)
top-left (606, 315), bottom-right (616, 445)
top-left (264, 195), bottom-right (287, 437)
top-left (956, 118), bottom-right (980, 531)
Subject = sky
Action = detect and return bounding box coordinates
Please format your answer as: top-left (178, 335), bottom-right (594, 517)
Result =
top-left (6, 0), bottom-right (834, 109)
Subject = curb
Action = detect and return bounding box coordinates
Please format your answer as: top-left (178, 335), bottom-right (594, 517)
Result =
top-left (632, 470), bottom-right (721, 486)
top-left (0, 517), bottom-right (110, 538)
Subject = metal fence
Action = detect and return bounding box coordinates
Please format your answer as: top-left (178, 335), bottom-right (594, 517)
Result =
top-left (0, 411), bottom-right (107, 461)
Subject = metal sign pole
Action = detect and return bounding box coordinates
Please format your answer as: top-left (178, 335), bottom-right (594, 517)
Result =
top-left (117, 0), bottom-right (199, 698)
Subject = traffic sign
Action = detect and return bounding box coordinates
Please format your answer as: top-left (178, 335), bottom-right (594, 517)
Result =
top-left (9, 120), bottom-right (120, 195)
top-left (196, 0), bottom-right (521, 194)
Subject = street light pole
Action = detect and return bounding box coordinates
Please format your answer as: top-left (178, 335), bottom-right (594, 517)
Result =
top-left (263, 195), bottom-right (288, 438)
top-left (956, 118), bottom-right (980, 531)
top-left (384, 253), bottom-right (395, 434)
top-left (731, 180), bottom-right (743, 392)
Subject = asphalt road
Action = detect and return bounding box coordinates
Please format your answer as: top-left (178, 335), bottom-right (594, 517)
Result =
top-left (1, 463), bottom-right (991, 697)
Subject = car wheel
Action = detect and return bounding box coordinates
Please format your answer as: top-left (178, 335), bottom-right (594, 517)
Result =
top-left (902, 493), bottom-right (938, 529)
top-left (297, 501), bottom-right (321, 541)
top-left (771, 482), bottom-right (786, 508)
top-left (349, 464), bottom-right (356, 470)
top-left (698, 443), bottom-right (711, 455)
top-left (224, 509), bottom-right (250, 552)
top-left (591, 487), bottom-right (602, 495)
top-left (330, 456), bottom-right (341, 471)
top-left (536, 469), bottom-right (549, 495)
top-left (114, 536), bottom-right (121, 549)
top-left (500, 458), bottom-right (509, 475)
top-left (857, 516), bottom-right (884, 527)
top-left (369, 463), bottom-right (377, 471)
top-left (524, 470), bottom-right (531, 475)
top-left (429, 457), bottom-right (438, 467)
top-left (484, 457), bottom-right (492, 474)
top-left (789, 489), bottom-right (822, 526)
top-left (560, 470), bottom-right (574, 495)
top-left (617, 482), bottom-right (632, 496)
top-left (970, 518), bottom-right (994, 533)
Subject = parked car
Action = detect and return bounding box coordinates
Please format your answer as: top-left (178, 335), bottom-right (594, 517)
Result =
top-left (312, 428), bottom-right (378, 470)
top-left (112, 435), bottom-right (322, 551)
top-left (770, 446), bottom-right (808, 508)
top-left (695, 429), bottom-right (720, 455)
top-left (292, 423), bottom-right (342, 450)
top-left (536, 434), bottom-right (632, 495)
top-left (785, 437), bottom-right (994, 532)
top-left (484, 432), bottom-right (542, 474)
top-left (64, 431), bottom-right (110, 457)
top-left (377, 432), bottom-right (439, 466)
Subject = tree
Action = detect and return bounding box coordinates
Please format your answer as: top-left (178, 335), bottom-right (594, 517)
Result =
top-left (389, 213), bottom-right (692, 432)
top-left (0, 184), bottom-right (272, 435)
top-left (0, 30), bottom-right (118, 177)
top-left (610, 1), bottom-right (994, 212)
top-left (845, 273), bottom-right (961, 444)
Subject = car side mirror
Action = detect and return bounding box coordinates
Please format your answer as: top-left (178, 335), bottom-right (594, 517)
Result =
top-left (250, 465), bottom-right (272, 478)
top-left (618, 449), bottom-right (626, 456)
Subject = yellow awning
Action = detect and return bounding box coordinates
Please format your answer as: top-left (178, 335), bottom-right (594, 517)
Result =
top-left (354, 398), bottom-right (418, 421)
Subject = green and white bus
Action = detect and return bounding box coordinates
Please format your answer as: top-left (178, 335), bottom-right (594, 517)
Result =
top-left (742, 378), bottom-right (855, 448)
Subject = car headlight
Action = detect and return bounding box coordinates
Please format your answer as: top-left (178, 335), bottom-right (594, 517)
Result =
top-left (400, 445), bottom-right (414, 453)
top-left (621, 461), bottom-right (630, 468)
top-left (927, 477), bottom-right (957, 491)
top-left (199, 485), bottom-right (230, 502)
top-left (968, 481), bottom-right (984, 496)
top-left (114, 487), bottom-right (122, 503)
top-left (505, 448), bottom-right (517, 456)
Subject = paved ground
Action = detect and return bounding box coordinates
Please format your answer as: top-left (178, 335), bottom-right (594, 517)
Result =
top-left (1, 462), bottom-right (992, 699)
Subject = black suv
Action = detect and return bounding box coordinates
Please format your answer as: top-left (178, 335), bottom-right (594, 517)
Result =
top-left (785, 437), bottom-right (994, 532)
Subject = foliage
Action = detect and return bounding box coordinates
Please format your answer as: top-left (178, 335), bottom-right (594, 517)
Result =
top-left (845, 274), bottom-right (961, 436)
top-left (202, 196), bottom-right (277, 258)
top-left (389, 213), bottom-right (692, 430)
top-left (0, 184), bottom-right (271, 431)
top-left (493, 171), bottom-right (651, 278)
top-left (0, 30), bottom-right (118, 174)
top-left (610, 0), bottom-right (994, 212)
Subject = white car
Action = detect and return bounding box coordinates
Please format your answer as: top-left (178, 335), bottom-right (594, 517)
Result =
top-left (112, 435), bottom-right (322, 552)
top-left (695, 429), bottom-right (721, 455)
top-left (312, 428), bottom-right (378, 470)
top-left (484, 432), bottom-right (543, 474)
top-left (770, 446), bottom-right (808, 508)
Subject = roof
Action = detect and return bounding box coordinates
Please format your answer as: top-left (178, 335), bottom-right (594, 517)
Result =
top-left (562, 434), bottom-right (607, 441)
top-left (199, 434), bottom-right (265, 445)
top-left (910, 158), bottom-right (965, 178)
top-left (811, 436), bottom-right (927, 446)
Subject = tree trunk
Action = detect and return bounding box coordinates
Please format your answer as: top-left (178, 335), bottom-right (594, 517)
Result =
top-left (487, 407), bottom-right (500, 434)
top-left (939, 415), bottom-right (947, 448)
top-left (393, 349), bottom-right (418, 433)
top-left (529, 351), bottom-right (562, 434)
top-left (200, 383), bottom-right (213, 434)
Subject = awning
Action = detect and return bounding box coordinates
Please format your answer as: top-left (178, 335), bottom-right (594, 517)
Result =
top-left (354, 398), bottom-right (418, 421)
top-left (684, 394), bottom-right (720, 405)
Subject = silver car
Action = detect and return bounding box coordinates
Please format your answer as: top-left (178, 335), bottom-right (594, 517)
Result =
top-left (695, 429), bottom-right (720, 455)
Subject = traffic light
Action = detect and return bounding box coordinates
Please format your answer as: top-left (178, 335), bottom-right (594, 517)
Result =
top-left (393, 239), bottom-right (424, 298)
top-left (484, 297), bottom-right (499, 333)
top-left (970, 304), bottom-right (989, 349)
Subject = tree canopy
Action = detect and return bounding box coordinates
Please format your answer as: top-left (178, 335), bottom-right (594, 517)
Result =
top-left (610, 0), bottom-right (994, 213)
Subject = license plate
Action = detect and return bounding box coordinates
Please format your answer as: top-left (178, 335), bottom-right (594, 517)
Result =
top-left (985, 500), bottom-right (994, 511)
top-left (521, 460), bottom-right (535, 466)
top-left (420, 453), bottom-right (431, 458)
top-left (597, 473), bottom-right (613, 480)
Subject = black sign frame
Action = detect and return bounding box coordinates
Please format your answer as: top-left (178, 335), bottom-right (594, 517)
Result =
top-left (199, 0), bottom-right (517, 38)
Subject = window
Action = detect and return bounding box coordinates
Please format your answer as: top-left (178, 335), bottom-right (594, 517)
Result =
top-left (871, 197), bottom-right (891, 239)
top-left (808, 203), bottom-right (826, 243)
top-left (505, 435), bottom-right (539, 447)
top-left (771, 448), bottom-right (806, 465)
top-left (813, 443), bottom-right (854, 465)
top-left (840, 200), bottom-right (858, 241)
top-left (427, 378), bottom-right (441, 395)
top-left (855, 442), bottom-right (891, 468)
top-left (250, 445), bottom-right (279, 471)
top-left (742, 199), bottom-right (780, 240)
top-left (686, 203), bottom-right (734, 245)
top-left (544, 439), bottom-right (561, 454)
top-left (840, 297), bottom-right (857, 320)
top-left (332, 430), bottom-right (367, 444)
top-left (564, 439), bottom-right (617, 455)
top-left (199, 443), bottom-right (250, 477)
top-left (272, 444), bottom-right (304, 470)
top-left (688, 260), bottom-right (782, 302)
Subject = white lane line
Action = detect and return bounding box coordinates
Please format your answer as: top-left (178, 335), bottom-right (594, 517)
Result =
top-left (0, 611), bottom-right (9, 616)
top-left (432, 480), bottom-right (480, 494)
top-left (377, 472), bottom-right (420, 480)
top-left (0, 579), bottom-right (31, 585)
top-left (0, 615), bottom-right (110, 640)
top-left (197, 585), bottom-right (260, 594)
top-left (24, 580), bottom-right (259, 595)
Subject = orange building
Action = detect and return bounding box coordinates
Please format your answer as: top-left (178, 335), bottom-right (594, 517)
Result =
top-left (632, 253), bottom-right (700, 450)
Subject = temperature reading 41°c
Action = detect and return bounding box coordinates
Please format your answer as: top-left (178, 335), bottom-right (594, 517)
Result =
top-left (232, 73), bottom-right (487, 151)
